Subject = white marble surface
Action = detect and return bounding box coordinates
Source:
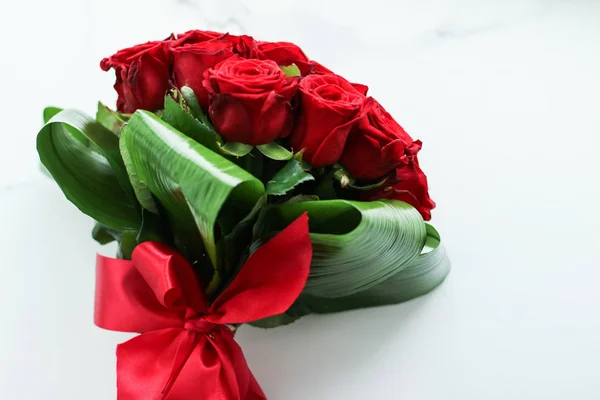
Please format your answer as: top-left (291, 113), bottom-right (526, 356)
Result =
top-left (1, 0), bottom-right (600, 399)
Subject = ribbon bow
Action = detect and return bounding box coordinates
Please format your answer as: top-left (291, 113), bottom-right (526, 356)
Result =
top-left (94, 214), bottom-right (312, 400)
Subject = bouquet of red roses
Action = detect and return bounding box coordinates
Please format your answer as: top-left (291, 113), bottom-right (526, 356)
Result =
top-left (37, 30), bottom-right (449, 399)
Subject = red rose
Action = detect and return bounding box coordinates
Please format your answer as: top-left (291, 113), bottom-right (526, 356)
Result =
top-left (203, 56), bottom-right (298, 145)
top-left (307, 61), bottom-right (369, 94)
top-left (100, 40), bottom-right (172, 113)
top-left (363, 160), bottom-right (436, 220)
top-left (254, 41), bottom-right (315, 75)
top-left (290, 74), bottom-right (366, 166)
top-left (172, 39), bottom-right (235, 110)
top-left (173, 30), bottom-right (223, 45)
top-left (175, 30), bottom-right (256, 57)
top-left (341, 99), bottom-right (421, 180)
top-left (256, 41), bottom-right (308, 64)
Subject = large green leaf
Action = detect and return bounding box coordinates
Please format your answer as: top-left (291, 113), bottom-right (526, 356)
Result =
top-left (255, 199), bottom-right (428, 298)
top-left (251, 200), bottom-right (450, 327)
top-left (37, 109), bottom-right (140, 231)
top-left (297, 224), bottom-right (451, 313)
top-left (43, 106), bottom-right (62, 124)
top-left (120, 111), bottom-right (265, 275)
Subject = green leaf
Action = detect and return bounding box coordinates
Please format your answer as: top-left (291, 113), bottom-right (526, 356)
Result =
top-left (249, 313), bottom-right (300, 328)
top-left (256, 199), bottom-right (428, 298)
top-left (119, 136), bottom-right (159, 214)
top-left (180, 86), bottom-right (202, 116)
top-left (349, 178), bottom-right (388, 191)
top-left (120, 111), bottom-right (265, 282)
top-left (280, 63), bottom-right (302, 77)
top-left (43, 107), bottom-right (62, 124)
top-left (117, 230), bottom-right (139, 260)
top-left (96, 102), bottom-right (125, 134)
top-left (179, 86), bottom-right (212, 126)
top-left (256, 142), bottom-right (293, 161)
top-left (162, 96), bottom-right (222, 153)
top-left (220, 142), bottom-right (254, 157)
top-left (252, 200), bottom-right (450, 327)
top-left (286, 194), bottom-right (320, 204)
top-left (92, 222), bottom-right (120, 245)
top-left (221, 195), bottom-right (267, 277)
top-left (92, 222), bottom-right (141, 260)
top-left (37, 109), bottom-right (140, 231)
top-left (314, 169), bottom-right (338, 200)
top-left (298, 224), bottom-right (451, 313)
top-left (266, 158), bottom-right (315, 195)
top-left (136, 208), bottom-right (168, 245)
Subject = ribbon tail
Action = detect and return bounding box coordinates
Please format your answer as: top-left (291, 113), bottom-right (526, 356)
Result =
top-left (155, 335), bottom-right (201, 400)
top-left (161, 329), bottom-right (267, 400)
top-left (116, 328), bottom-right (198, 400)
top-left (213, 332), bottom-right (267, 400)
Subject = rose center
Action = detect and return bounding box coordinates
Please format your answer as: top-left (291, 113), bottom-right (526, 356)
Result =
top-left (238, 66), bottom-right (262, 76)
top-left (315, 85), bottom-right (348, 102)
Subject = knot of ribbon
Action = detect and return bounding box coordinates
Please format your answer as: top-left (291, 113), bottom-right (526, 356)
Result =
top-left (183, 318), bottom-right (224, 335)
top-left (94, 214), bottom-right (311, 400)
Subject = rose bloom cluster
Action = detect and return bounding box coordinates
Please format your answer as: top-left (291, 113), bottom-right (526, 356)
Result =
top-left (101, 30), bottom-right (435, 220)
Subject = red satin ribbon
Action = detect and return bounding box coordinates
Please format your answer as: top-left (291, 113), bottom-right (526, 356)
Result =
top-left (94, 214), bottom-right (312, 400)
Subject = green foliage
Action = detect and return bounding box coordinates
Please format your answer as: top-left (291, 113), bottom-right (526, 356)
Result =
top-left (257, 142), bottom-right (293, 161)
top-left (220, 142), bottom-right (254, 157)
top-left (162, 96), bottom-right (222, 153)
top-left (280, 64), bottom-right (302, 77)
top-left (250, 199), bottom-right (450, 327)
top-left (37, 109), bottom-right (140, 232)
top-left (298, 224), bottom-right (450, 313)
top-left (249, 313), bottom-right (300, 328)
top-left (37, 92), bottom-right (449, 322)
top-left (43, 107), bottom-right (62, 124)
top-left (266, 158), bottom-right (314, 195)
top-left (120, 111), bottom-right (265, 292)
top-left (96, 102), bottom-right (126, 134)
top-left (179, 86), bottom-right (212, 126)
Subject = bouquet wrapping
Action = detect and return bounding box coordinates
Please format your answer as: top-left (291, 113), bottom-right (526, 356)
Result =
top-left (37, 29), bottom-right (450, 399)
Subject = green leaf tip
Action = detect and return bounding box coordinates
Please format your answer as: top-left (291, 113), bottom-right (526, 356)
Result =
top-left (257, 142), bottom-right (293, 161)
top-left (220, 142), bottom-right (254, 157)
top-left (266, 158), bottom-right (315, 195)
top-left (280, 63), bottom-right (302, 77)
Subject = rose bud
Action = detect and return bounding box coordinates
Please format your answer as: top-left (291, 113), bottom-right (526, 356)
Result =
top-left (290, 74), bottom-right (366, 166)
top-left (172, 38), bottom-right (235, 110)
top-left (175, 30), bottom-right (256, 58)
top-left (362, 160), bottom-right (436, 221)
top-left (341, 99), bottom-right (422, 181)
top-left (255, 41), bottom-right (315, 75)
top-left (100, 40), bottom-right (172, 113)
top-left (173, 29), bottom-right (223, 45)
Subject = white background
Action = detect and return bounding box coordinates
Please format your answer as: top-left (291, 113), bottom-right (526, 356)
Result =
top-left (1, 0), bottom-right (600, 399)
